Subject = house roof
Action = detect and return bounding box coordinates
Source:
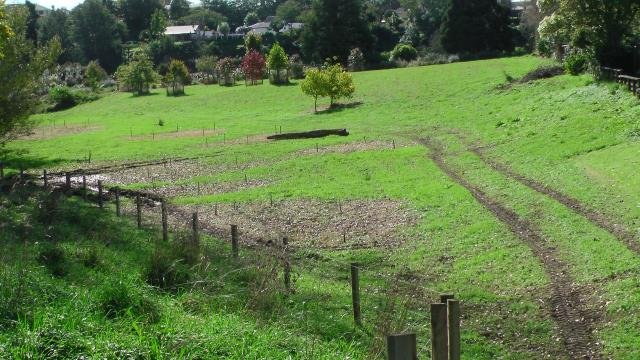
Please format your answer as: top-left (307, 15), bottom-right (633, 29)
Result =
top-left (280, 22), bottom-right (304, 32)
top-left (165, 25), bottom-right (199, 36)
top-left (249, 22), bottom-right (271, 30)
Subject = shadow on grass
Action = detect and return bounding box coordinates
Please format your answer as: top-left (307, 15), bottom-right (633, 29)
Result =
top-left (315, 101), bottom-right (364, 115)
top-left (0, 148), bottom-right (65, 171)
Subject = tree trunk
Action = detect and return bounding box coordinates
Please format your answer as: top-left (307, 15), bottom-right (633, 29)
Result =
top-left (314, 96), bottom-right (318, 113)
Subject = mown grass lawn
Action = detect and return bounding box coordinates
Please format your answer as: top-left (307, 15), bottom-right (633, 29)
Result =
top-left (2, 55), bottom-right (640, 359)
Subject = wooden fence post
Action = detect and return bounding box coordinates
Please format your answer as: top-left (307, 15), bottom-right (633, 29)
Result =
top-left (65, 172), bottom-right (71, 191)
top-left (43, 169), bottom-right (48, 190)
top-left (283, 237), bottom-right (291, 291)
top-left (231, 224), bottom-right (238, 257)
top-left (0, 161), bottom-right (3, 179)
top-left (136, 195), bottom-right (142, 229)
top-left (161, 200), bottom-right (168, 241)
top-left (192, 212), bottom-right (199, 246)
top-left (387, 334), bottom-right (417, 360)
top-left (447, 299), bottom-right (461, 360)
top-left (115, 188), bottom-right (121, 217)
top-left (351, 263), bottom-right (361, 326)
top-left (82, 175), bottom-right (87, 200)
top-left (97, 181), bottom-right (103, 208)
top-left (431, 303), bottom-right (448, 360)
top-left (19, 165), bottom-right (24, 182)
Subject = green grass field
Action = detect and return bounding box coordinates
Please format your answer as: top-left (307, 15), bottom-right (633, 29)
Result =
top-left (2, 55), bottom-right (640, 359)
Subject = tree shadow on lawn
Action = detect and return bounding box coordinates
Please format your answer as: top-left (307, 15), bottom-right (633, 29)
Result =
top-left (0, 148), bottom-right (65, 171)
top-left (315, 101), bottom-right (364, 115)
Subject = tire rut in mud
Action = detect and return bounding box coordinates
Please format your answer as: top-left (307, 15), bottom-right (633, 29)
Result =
top-left (420, 137), bottom-right (602, 360)
top-left (467, 144), bottom-right (640, 256)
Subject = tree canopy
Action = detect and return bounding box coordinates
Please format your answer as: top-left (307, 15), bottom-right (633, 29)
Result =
top-left (0, 6), bottom-right (60, 146)
top-left (301, 0), bottom-right (373, 64)
top-left (440, 0), bottom-right (514, 54)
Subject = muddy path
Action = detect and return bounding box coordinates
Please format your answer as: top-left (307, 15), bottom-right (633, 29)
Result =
top-left (420, 138), bottom-right (602, 359)
top-left (452, 131), bottom-right (640, 256)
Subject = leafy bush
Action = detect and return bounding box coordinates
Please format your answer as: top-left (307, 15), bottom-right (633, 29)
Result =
top-left (301, 64), bottom-right (355, 112)
top-left (37, 245), bottom-right (67, 277)
top-left (84, 60), bottom-right (107, 90)
top-left (116, 53), bottom-right (158, 95)
top-left (165, 59), bottom-right (189, 96)
top-left (348, 48), bottom-right (365, 72)
top-left (242, 50), bottom-right (266, 85)
top-left (244, 32), bottom-right (262, 53)
top-left (216, 57), bottom-right (237, 86)
top-left (564, 52), bottom-right (594, 76)
top-left (196, 55), bottom-right (218, 84)
top-left (98, 281), bottom-right (160, 322)
top-left (266, 42), bottom-right (289, 84)
top-left (48, 86), bottom-right (76, 110)
top-left (289, 54), bottom-right (305, 79)
top-left (391, 43), bottom-right (418, 62)
top-left (144, 245), bottom-right (194, 291)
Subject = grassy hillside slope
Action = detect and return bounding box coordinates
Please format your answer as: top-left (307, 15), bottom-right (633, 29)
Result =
top-left (2, 56), bottom-right (640, 359)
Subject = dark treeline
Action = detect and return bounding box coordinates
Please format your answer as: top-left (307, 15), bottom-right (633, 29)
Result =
top-left (18, 0), bottom-right (539, 73)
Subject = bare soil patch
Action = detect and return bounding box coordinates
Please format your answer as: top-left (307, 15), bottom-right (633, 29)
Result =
top-left (152, 179), bottom-right (270, 198)
top-left (296, 140), bottom-right (404, 156)
top-left (179, 199), bottom-right (420, 250)
top-left (130, 129), bottom-right (225, 141)
top-left (421, 137), bottom-right (602, 359)
top-left (23, 124), bottom-right (102, 140)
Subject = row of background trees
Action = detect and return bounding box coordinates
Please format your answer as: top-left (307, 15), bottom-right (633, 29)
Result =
top-left (25, 0), bottom-right (543, 75)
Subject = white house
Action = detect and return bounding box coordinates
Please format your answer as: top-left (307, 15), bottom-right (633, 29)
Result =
top-left (280, 22), bottom-right (304, 33)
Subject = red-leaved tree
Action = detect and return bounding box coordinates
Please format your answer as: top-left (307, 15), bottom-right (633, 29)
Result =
top-left (241, 50), bottom-right (266, 86)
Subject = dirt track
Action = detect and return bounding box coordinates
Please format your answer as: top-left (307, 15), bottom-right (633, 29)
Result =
top-left (420, 137), bottom-right (602, 360)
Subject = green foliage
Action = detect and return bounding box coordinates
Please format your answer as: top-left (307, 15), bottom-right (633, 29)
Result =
top-left (301, 0), bottom-right (373, 63)
top-left (391, 43), bottom-right (418, 62)
top-left (144, 240), bottom-right (197, 290)
top-left (217, 22), bottom-right (230, 36)
top-left (169, 0), bottom-right (190, 20)
top-left (84, 60), bottom-right (107, 90)
top-left (98, 281), bottom-right (160, 322)
top-left (119, 0), bottom-right (163, 41)
top-left (348, 48), bottom-right (365, 71)
top-left (116, 52), bottom-right (158, 95)
top-left (288, 53), bottom-right (305, 79)
top-left (0, 6), bottom-right (60, 145)
top-left (0, 0), bottom-right (12, 58)
top-left (147, 8), bottom-right (168, 41)
top-left (301, 64), bottom-right (355, 112)
top-left (196, 55), bottom-right (218, 84)
top-left (266, 42), bottom-right (289, 84)
top-left (538, 0), bottom-right (640, 64)
top-left (48, 86), bottom-right (99, 111)
top-left (440, 0), bottom-right (514, 54)
top-left (244, 11), bottom-right (259, 26)
top-left (216, 57), bottom-right (236, 86)
top-left (70, 0), bottom-right (124, 72)
top-left (36, 8), bottom-right (73, 63)
top-left (563, 52), bottom-right (593, 75)
top-left (276, 0), bottom-right (303, 23)
top-left (37, 244), bottom-right (67, 277)
top-left (244, 32), bottom-right (262, 53)
top-left (165, 58), bottom-right (189, 96)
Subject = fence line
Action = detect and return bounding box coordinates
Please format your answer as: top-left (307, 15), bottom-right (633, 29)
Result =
top-left (1, 159), bottom-right (461, 359)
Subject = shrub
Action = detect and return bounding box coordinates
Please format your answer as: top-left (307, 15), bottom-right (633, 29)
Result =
top-left (348, 48), bottom-right (365, 72)
top-left (391, 43), bottom-right (418, 62)
top-left (48, 86), bottom-right (77, 110)
top-left (84, 60), bottom-right (107, 90)
top-left (564, 52), bottom-right (594, 76)
top-left (289, 54), bottom-right (304, 79)
top-left (216, 57), bottom-right (237, 86)
top-left (266, 42), bottom-right (289, 84)
top-left (196, 55), bottom-right (218, 84)
top-left (144, 246), bottom-right (193, 291)
top-left (241, 50), bottom-right (266, 85)
top-left (98, 281), bottom-right (160, 322)
top-left (244, 32), bottom-right (262, 53)
top-left (116, 53), bottom-right (158, 95)
top-left (78, 247), bottom-right (100, 268)
top-left (301, 64), bottom-right (355, 112)
top-left (165, 59), bottom-right (189, 96)
top-left (37, 245), bottom-right (67, 277)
